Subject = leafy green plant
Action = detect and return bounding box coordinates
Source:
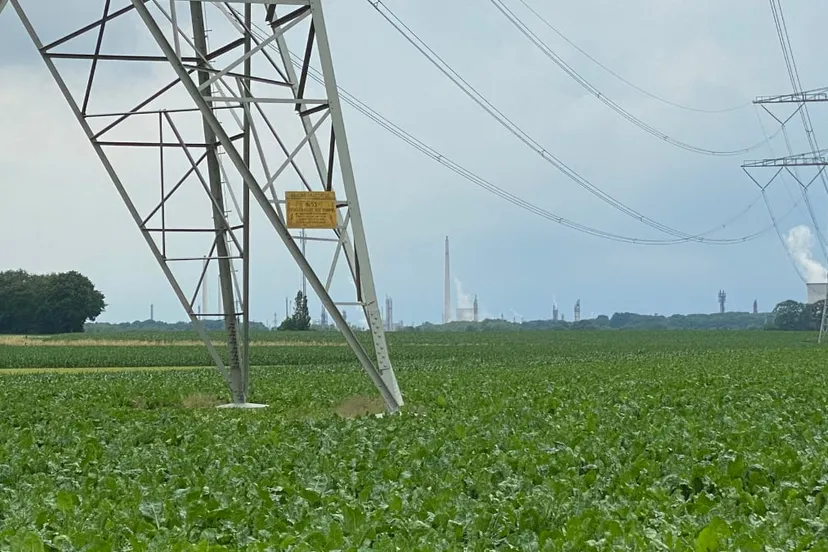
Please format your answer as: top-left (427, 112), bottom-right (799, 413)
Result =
top-left (1, 331), bottom-right (828, 549)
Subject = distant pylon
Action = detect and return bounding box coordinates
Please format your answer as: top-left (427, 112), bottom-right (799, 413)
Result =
top-left (443, 237), bottom-right (451, 324)
top-left (718, 290), bottom-right (727, 314)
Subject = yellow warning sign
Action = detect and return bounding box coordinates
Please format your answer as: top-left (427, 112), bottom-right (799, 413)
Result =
top-left (285, 191), bottom-right (337, 229)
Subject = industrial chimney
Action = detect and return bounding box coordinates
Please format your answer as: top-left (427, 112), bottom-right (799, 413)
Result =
top-left (385, 296), bottom-right (394, 331)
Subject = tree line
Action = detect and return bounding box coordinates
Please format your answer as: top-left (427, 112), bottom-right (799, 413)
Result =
top-left (415, 300), bottom-right (824, 332)
top-left (0, 270), bottom-right (106, 334)
top-left (416, 311), bottom-right (769, 332)
top-left (3, 266), bottom-right (820, 335)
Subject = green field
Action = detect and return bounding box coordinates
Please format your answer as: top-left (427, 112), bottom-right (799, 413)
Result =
top-left (2, 330), bottom-right (828, 550)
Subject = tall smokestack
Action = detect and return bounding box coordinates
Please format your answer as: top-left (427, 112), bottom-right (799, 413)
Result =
top-left (385, 296), bottom-right (394, 331)
top-left (443, 237), bottom-right (451, 324)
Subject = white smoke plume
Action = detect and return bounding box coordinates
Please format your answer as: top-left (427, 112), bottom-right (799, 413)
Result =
top-left (454, 278), bottom-right (474, 309)
top-left (785, 225), bottom-right (828, 283)
top-left (452, 278), bottom-right (494, 321)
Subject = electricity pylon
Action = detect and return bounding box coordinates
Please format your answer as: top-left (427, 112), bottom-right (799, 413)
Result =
top-left (3, 0), bottom-right (403, 410)
top-left (745, 87), bottom-right (828, 343)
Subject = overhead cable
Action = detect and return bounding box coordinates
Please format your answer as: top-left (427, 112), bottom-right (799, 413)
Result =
top-left (364, 0), bottom-right (784, 241)
top-left (766, 0), bottom-right (828, 259)
top-left (753, 107), bottom-right (811, 282)
top-left (515, 0), bottom-right (751, 115)
top-left (489, 0), bottom-right (782, 156)
top-left (218, 4), bottom-right (795, 246)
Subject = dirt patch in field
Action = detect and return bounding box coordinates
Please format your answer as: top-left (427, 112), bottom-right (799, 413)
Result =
top-left (0, 336), bottom-right (30, 345)
top-left (334, 395), bottom-right (387, 419)
top-left (0, 336), bottom-right (346, 347)
top-left (182, 393), bottom-right (224, 409)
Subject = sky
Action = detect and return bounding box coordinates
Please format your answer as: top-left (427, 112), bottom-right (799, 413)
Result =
top-left (1, 0), bottom-right (828, 327)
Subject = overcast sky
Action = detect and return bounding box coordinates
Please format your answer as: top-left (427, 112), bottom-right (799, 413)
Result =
top-left (2, 0), bottom-right (827, 326)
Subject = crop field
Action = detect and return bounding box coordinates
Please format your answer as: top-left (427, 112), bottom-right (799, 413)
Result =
top-left (2, 330), bottom-right (828, 550)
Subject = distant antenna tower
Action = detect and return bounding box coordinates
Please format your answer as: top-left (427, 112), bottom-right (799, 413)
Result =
top-left (473, 295), bottom-right (479, 322)
top-left (753, 300), bottom-right (758, 315)
top-left (443, 237), bottom-right (451, 324)
top-left (574, 299), bottom-right (581, 322)
top-left (320, 306), bottom-right (328, 328)
top-left (718, 290), bottom-right (727, 314)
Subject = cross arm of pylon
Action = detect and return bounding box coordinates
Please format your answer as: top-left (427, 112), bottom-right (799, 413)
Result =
top-left (742, 150), bottom-right (828, 168)
top-left (755, 87), bottom-right (828, 104)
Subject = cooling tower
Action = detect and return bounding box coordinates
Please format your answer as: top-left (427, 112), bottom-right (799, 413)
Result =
top-left (807, 283), bottom-right (828, 304)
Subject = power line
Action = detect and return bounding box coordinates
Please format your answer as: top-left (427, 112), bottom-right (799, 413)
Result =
top-left (489, 0), bottom-right (782, 156)
top-left (336, 87), bottom-right (777, 246)
top-left (514, 0), bottom-right (752, 115)
top-left (753, 105), bottom-right (810, 282)
top-left (363, 0), bottom-right (777, 242)
top-left (766, 0), bottom-right (828, 260)
top-left (218, 4), bottom-right (794, 246)
top-left (753, 106), bottom-right (809, 221)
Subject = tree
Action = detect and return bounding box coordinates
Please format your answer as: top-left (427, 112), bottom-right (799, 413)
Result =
top-left (770, 299), bottom-right (822, 331)
top-left (41, 271), bottom-right (107, 333)
top-left (278, 290), bottom-right (311, 331)
top-left (0, 270), bottom-right (106, 334)
top-left (0, 270), bottom-right (39, 333)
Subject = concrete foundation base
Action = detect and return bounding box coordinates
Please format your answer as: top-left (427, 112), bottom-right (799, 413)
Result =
top-left (216, 403), bottom-right (268, 409)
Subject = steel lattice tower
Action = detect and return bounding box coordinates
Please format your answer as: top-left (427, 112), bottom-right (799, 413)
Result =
top-left (743, 88), bottom-right (828, 344)
top-left (1, 0), bottom-right (403, 411)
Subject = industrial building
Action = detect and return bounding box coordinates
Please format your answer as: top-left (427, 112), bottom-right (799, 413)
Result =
top-left (443, 237), bottom-right (480, 323)
top-left (456, 296), bottom-right (479, 322)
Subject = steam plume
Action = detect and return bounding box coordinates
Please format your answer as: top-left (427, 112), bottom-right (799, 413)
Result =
top-left (785, 225), bottom-right (828, 283)
top-left (454, 278), bottom-right (474, 309)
